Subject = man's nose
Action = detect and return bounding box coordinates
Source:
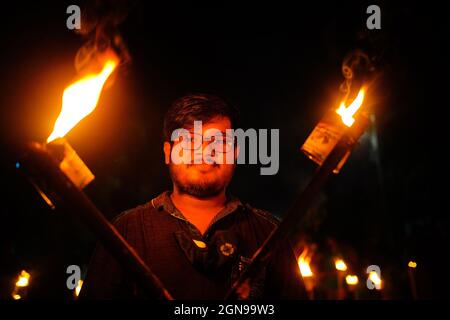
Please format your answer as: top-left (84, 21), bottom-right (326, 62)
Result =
top-left (191, 139), bottom-right (214, 150)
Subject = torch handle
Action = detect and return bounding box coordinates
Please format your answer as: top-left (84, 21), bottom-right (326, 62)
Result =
top-left (20, 142), bottom-right (173, 300)
top-left (225, 114), bottom-right (368, 300)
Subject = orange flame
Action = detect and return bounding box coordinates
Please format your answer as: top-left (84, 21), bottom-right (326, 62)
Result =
top-left (15, 270), bottom-right (30, 287)
top-left (336, 88), bottom-right (365, 127)
top-left (368, 271), bottom-right (382, 289)
top-left (345, 275), bottom-right (359, 286)
top-left (75, 279), bottom-right (83, 297)
top-left (335, 258), bottom-right (348, 272)
top-left (47, 60), bottom-right (118, 143)
top-left (297, 249), bottom-right (313, 278)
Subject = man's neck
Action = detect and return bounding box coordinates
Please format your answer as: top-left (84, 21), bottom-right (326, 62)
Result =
top-left (170, 188), bottom-right (226, 235)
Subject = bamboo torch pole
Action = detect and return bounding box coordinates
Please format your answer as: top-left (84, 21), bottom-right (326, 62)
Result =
top-left (16, 141), bottom-right (173, 300)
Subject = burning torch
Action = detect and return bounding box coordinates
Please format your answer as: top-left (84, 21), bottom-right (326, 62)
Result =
top-left (15, 50), bottom-right (173, 300)
top-left (298, 248), bottom-right (315, 300)
top-left (334, 257), bottom-right (348, 299)
top-left (226, 50), bottom-right (376, 299)
top-left (11, 270), bottom-right (31, 300)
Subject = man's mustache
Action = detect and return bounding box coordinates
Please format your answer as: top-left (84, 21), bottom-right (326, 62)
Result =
top-left (186, 162), bottom-right (220, 168)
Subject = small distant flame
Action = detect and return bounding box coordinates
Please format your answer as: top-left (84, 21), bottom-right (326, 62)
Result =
top-left (408, 261), bottom-right (417, 269)
top-left (47, 59), bottom-right (118, 143)
top-left (336, 88), bottom-right (365, 127)
top-left (11, 270), bottom-right (30, 300)
top-left (345, 275), bottom-right (359, 286)
top-left (15, 270), bottom-right (30, 287)
top-left (335, 259), bottom-right (348, 272)
top-left (75, 279), bottom-right (83, 297)
top-left (298, 249), bottom-right (313, 278)
top-left (368, 271), bottom-right (382, 289)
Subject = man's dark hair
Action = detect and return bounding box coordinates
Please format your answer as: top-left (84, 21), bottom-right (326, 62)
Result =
top-left (163, 93), bottom-right (240, 141)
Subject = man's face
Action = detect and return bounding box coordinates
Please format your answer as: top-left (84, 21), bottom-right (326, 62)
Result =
top-left (164, 116), bottom-right (236, 198)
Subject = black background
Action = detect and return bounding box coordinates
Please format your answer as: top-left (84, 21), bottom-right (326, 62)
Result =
top-left (0, 1), bottom-right (448, 299)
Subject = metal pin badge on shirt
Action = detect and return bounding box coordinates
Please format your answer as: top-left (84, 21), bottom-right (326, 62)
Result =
top-left (219, 242), bottom-right (236, 257)
top-left (193, 239), bottom-right (207, 249)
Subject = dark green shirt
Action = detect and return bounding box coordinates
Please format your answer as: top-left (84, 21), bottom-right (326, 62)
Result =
top-left (81, 191), bottom-right (306, 299)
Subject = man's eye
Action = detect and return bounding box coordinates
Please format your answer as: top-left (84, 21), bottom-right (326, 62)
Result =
top-left (177, 136), bottom-right (190, 143)
top-left (222, 138), bottom-right (233, 146)
top-left (213, 138), bottom-right (226, 144)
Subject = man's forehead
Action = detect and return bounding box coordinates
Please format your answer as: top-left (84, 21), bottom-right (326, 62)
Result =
top-left (184, 117), bottom-right (232, 131)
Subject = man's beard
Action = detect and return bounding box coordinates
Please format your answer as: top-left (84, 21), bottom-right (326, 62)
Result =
top-left (169, 164), bottom-right (230, 199)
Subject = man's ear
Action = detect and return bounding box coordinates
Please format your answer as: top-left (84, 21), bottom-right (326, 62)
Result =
top-left (163, 142), bottom-right (171, 164)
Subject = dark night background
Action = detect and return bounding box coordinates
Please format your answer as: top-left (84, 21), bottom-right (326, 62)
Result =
top-left (0, 1), bottom-right (449, 299)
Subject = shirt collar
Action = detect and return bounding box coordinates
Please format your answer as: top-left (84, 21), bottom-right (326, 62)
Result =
top-left (151, 190), bottom-right (244, 226)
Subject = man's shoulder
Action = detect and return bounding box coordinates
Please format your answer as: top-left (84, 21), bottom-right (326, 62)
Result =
top-left (241, 202), bottom-right (280, 228)
top-left (112, 201), bottom-right (154, 227)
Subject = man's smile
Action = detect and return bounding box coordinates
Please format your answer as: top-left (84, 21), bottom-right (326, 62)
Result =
top-left (187, 163), bottom-right (219, 173)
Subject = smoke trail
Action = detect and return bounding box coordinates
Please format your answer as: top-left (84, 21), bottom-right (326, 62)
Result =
top-left (339, 50), bottom-right (373, 104)
top-left (73, 0), bottom-right (134, 74)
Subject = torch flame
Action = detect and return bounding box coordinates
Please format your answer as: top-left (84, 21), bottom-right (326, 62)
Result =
top-left (345, 275), bottom-right (359, 286)
top-left (75, 279), bottom-right (83, 297)
top-left (368, 271), bottom-right (382, 289)
top-left (47, 60), bottom-right (118, 143)
top-left (297, 249), bottom-right (313, 278)
top-left (335, 258), bottom-right (348, 272)
top-left (15, 270), bottom-right (30, 287)
top-left (336, 88), bottom-right (365, 127)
